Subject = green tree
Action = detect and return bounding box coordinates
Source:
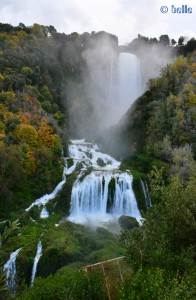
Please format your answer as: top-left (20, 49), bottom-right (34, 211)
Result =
top-left (159, 35), bottom-right (170, 46)
top-left (171, 39), bottom-right (177, 46)
top-left (121, 174), bottom-right (196, 271)
top-left (178, 36), bottom-right (185, 46)
top-left (0, 219), bottom-right (20, 248)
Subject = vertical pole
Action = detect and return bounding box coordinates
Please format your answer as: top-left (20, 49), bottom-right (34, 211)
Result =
top-left (117, 259), bottom-right (123, 282)
top-left (101, 263), bottom-right (111, 300)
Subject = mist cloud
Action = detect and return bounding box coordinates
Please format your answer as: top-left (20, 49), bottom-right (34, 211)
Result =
top-left (68, 32), bottom-right (174, 141)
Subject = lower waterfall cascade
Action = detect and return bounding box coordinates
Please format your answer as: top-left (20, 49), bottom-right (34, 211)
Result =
top-left (3, 247), bottom-right (22, 294)
top-left (25, 139), bottom-right (141, 226)
top-left (67, 140), bottom-right (141, 225)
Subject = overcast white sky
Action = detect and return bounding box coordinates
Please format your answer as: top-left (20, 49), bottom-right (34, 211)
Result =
top-left (0, 0), bottom-right (195, 44)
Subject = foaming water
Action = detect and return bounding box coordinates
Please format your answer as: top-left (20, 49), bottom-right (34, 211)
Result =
top-left (68, 140), bottom-right (141, 226)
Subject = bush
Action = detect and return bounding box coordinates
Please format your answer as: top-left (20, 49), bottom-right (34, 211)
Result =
top-left (17, 269), bottom-right (107, 300)
top-left (118, 267), bottom-right (196, 300)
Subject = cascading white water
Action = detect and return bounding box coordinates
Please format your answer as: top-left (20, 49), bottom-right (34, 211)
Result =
top-left (118, 53), bottom-right (142, 118)
top-left (30, 241), bottom-right (42, 286)
top-left (68, 140), bottom-right (141, 225)
top-left (25, 139), bottom-right (141, 227)
top-left (3, 247), bottom-right (22, 293)
top-left (25, 158), bottom-right (78, 218)
top-left (141, 179), bottom-right (152, 208)
top-left (96, 52), bottom-right (143, 128)
top-left (69, 171), bottom-right (141, 223)
top-left (68, 141), bottom-right (120, 170)
top-left (25, 163), bottom-right (67, 216)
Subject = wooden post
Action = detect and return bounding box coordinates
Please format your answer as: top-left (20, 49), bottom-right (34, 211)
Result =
top-left (101, 263), bottom-right (111, 300)
top-left (117, 259), bottom-right (123, 282)
top-left (84, 256), bottom-right (125, 300)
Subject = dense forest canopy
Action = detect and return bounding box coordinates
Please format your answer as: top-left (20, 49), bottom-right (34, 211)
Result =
top-left (0, 22), bottom-right (118, 216)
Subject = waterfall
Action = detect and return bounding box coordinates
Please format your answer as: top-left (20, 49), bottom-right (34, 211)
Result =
top-left (141, 179), bottom-right (152, 208)
top-left (68, 140), bottom-right (141, 225)
top-left (25, 164), bottom-right (67, 216)
top-left (40, 207), bottom-right (49, 219)
top-left (3, 247), bottom-right (22, 294)
top-left (99, 52), bottom-right (143, 127)
top-left (118, 53), bottom-right (142, 118)
top-left (69, 171), bottom-right (141, 223)
top-left (30, 241), bottom-right (42, 286)
top-left (25, 157), bottom-right (78, 218)
top-left (24, 57), bottom-right (143, 223)
top-left (68, 141), bottom-right (120, 170)
top-left (67, 53), bottom-right (142, 224)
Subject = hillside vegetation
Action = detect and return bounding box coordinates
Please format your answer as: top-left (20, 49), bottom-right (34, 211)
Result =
top-left (0, 22), bottom-right (117, 217)
top-left (117, 51), bottom-right (196, 299)
top-left (121, 52), bottom-right (196, 181)
top-left (0, 22), bottom-right (196, 299)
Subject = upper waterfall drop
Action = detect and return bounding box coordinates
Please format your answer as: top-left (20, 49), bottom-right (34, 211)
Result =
top-left (118, 52), bottom-right (142, 118)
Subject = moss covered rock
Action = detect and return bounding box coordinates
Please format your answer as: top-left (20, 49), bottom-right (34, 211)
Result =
top-left (118, 216), bottom-right (139, 231)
